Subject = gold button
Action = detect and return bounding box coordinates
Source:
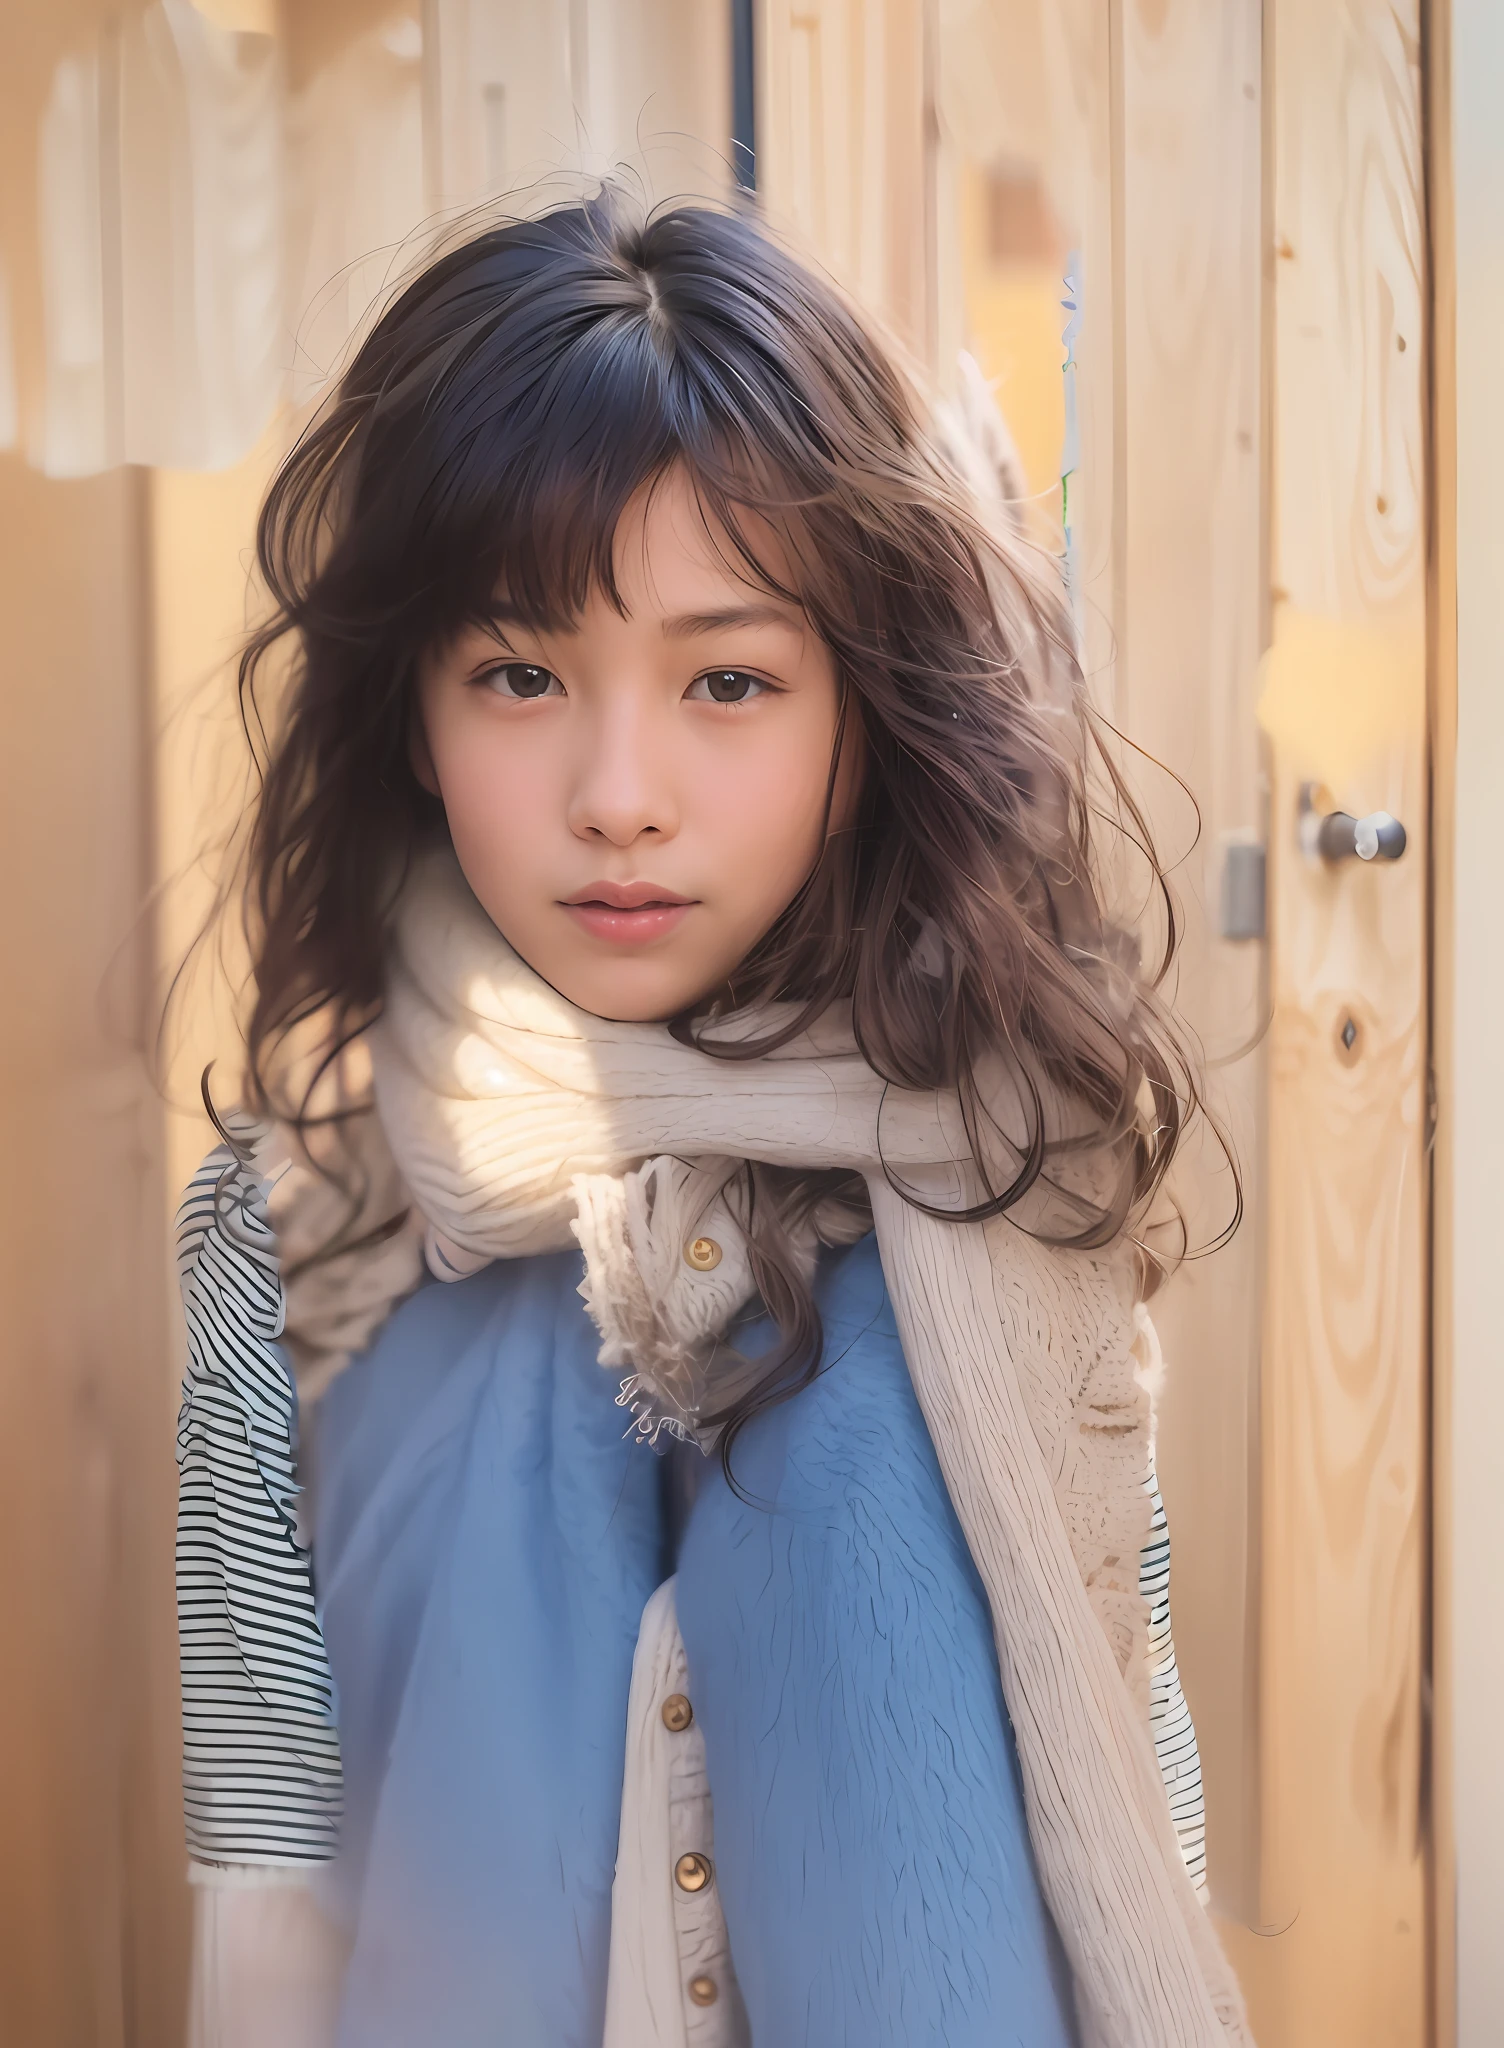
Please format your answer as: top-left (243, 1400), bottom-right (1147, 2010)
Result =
top-left (687, 1975), bottom-right (719, 2007)
top-left (685, 1235), bottom-right (722, 1271)
top-left (674, 1851), bottom-right (713, 1893)
top-left (661, 1692), bottom-right (694, 1732)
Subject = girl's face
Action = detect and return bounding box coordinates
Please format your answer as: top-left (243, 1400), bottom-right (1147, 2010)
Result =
top-left (414, 468), bottom-right (860, 1021)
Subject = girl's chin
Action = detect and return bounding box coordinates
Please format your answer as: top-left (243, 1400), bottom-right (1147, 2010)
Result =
top-left (531, 950), bottom-right (707, 1024)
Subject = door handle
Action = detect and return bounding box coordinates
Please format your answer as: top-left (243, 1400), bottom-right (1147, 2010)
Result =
top-left (1298, 782), bottom-right (1407, 863)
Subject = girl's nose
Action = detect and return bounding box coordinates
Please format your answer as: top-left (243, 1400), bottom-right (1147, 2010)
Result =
top-left (565, 698), bottom-right (679, 847)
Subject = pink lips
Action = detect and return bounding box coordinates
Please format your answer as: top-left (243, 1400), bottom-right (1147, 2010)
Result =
top-left (561, 881), bottom-right (696, 945)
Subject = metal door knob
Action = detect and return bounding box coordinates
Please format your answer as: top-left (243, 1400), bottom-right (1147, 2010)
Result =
top-left (1299, 784), bottom-right (1407, 864)
top-left (1316, 809), bottom-right (1407, 862)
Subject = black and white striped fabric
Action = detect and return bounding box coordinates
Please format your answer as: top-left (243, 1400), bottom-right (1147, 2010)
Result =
top-left (176, 1142), bottom-right (341, 1867)
top-left (1143, 1469), bottom-right (1208, 1898)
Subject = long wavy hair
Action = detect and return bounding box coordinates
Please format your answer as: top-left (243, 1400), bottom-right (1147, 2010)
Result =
top-left (234, 190), bottom-right (1223, 1463)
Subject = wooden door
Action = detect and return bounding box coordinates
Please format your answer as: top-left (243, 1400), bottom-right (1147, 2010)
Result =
top-left (1219, 1), bottom-right (1432, 2041)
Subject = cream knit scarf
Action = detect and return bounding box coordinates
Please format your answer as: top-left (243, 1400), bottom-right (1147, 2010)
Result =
top-left (351, 843), bottom-right (1250, 2048)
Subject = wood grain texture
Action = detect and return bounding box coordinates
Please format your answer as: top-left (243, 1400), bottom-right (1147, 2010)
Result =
top-left (932, 0), bottom-right (1121, 712)
top-left (1034, 0), bottom-right (1120, 715)
top-left (1425, 1), bottom-right (1457, 2039)
top-left (757, 0), bottom-right (929, 360)
top-left (0, 8), bottom-right (189, 2043)
top-left (1219, 1), bottom-right (1431, 2039)
top-left (1114, 0), bottom-right (1266, 1926)
top-left (0, 459), bottom-right (184, 2048)
top-left (427, 0), bottom-right (729, 212)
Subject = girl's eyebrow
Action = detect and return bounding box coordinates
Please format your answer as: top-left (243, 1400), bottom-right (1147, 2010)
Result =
top-left (662, 603), bottom-right (802, 638)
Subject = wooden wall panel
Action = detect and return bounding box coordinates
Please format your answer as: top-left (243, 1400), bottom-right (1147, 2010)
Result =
top-left (1218, 0), bottom-right (1431, 2040)
top-left (1041, 0), bottom-right (1121, 720)
top-left (0, 456), bottom-right (184, 2048)
top-left (151, 438), bottom-right (285, 1219)
top-left (0, 7), bottom-right (188, 2044)
top-left (758, 0), bottom-right (930, 360)
top-left (440, 0), bottom-right (729, 212)
top-left (1114, 0), bottom-right (1266, 1921)
top-left (935, 0), bottom-right (1121, 708)
top-left (1426, 3), bottom-right (1456, 2034)
top-left (0, 453), bottom-right (185, 2048)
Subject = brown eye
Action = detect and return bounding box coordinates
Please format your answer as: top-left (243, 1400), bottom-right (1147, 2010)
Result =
top-left (482, 662), bottom-right (563, 700)
top-left (689, 669), bottom-right (766, 704)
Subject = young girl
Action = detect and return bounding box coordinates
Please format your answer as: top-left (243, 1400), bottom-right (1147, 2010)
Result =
top-left (176, 193), bottom-right (1250, 2048)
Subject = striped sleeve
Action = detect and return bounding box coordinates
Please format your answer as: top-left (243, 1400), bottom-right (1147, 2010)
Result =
top-left (176, 1142), bottom-right (342, 1867)
top-left (1141, 1468), bottom-right (1208, 1899)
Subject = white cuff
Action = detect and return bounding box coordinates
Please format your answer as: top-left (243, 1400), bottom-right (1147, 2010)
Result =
top-left (187, 1878), bottom-right (348, 2048)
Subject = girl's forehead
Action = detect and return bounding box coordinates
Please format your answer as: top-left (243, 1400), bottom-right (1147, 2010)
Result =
top-left (608, 470), bottom-right (802, 620)
top-left (481, 464), bottom-right (809, 635)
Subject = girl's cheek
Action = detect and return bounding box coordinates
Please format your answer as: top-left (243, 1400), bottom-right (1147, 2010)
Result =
top-left (703, 730), bottom-right (830, 896)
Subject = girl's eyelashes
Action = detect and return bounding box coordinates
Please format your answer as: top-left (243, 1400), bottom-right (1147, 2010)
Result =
top-left (469, 662), bottom-right (775, 704)
top-left (686, 668), bottom-right (773, 705)
top-left (477, 661), bottom-right (564, 700)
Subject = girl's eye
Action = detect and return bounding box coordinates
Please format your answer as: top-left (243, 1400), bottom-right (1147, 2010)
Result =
top-left (480, 662), bottom-right (563, 700)
top-left (688, 669), bottom-right (768, 704)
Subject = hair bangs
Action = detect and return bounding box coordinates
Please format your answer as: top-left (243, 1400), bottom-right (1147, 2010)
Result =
top-left (392, 331), bottom-right (826, 668)
top-left (291, 194), bottom-right (885, 674)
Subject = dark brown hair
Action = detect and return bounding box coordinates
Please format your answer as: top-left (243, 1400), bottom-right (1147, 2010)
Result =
top-left (234, 190), bottom-right (1225, 1466)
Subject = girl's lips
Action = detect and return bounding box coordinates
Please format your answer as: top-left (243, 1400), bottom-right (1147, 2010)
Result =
top-left (562, 900), bottom-right (694, 945)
